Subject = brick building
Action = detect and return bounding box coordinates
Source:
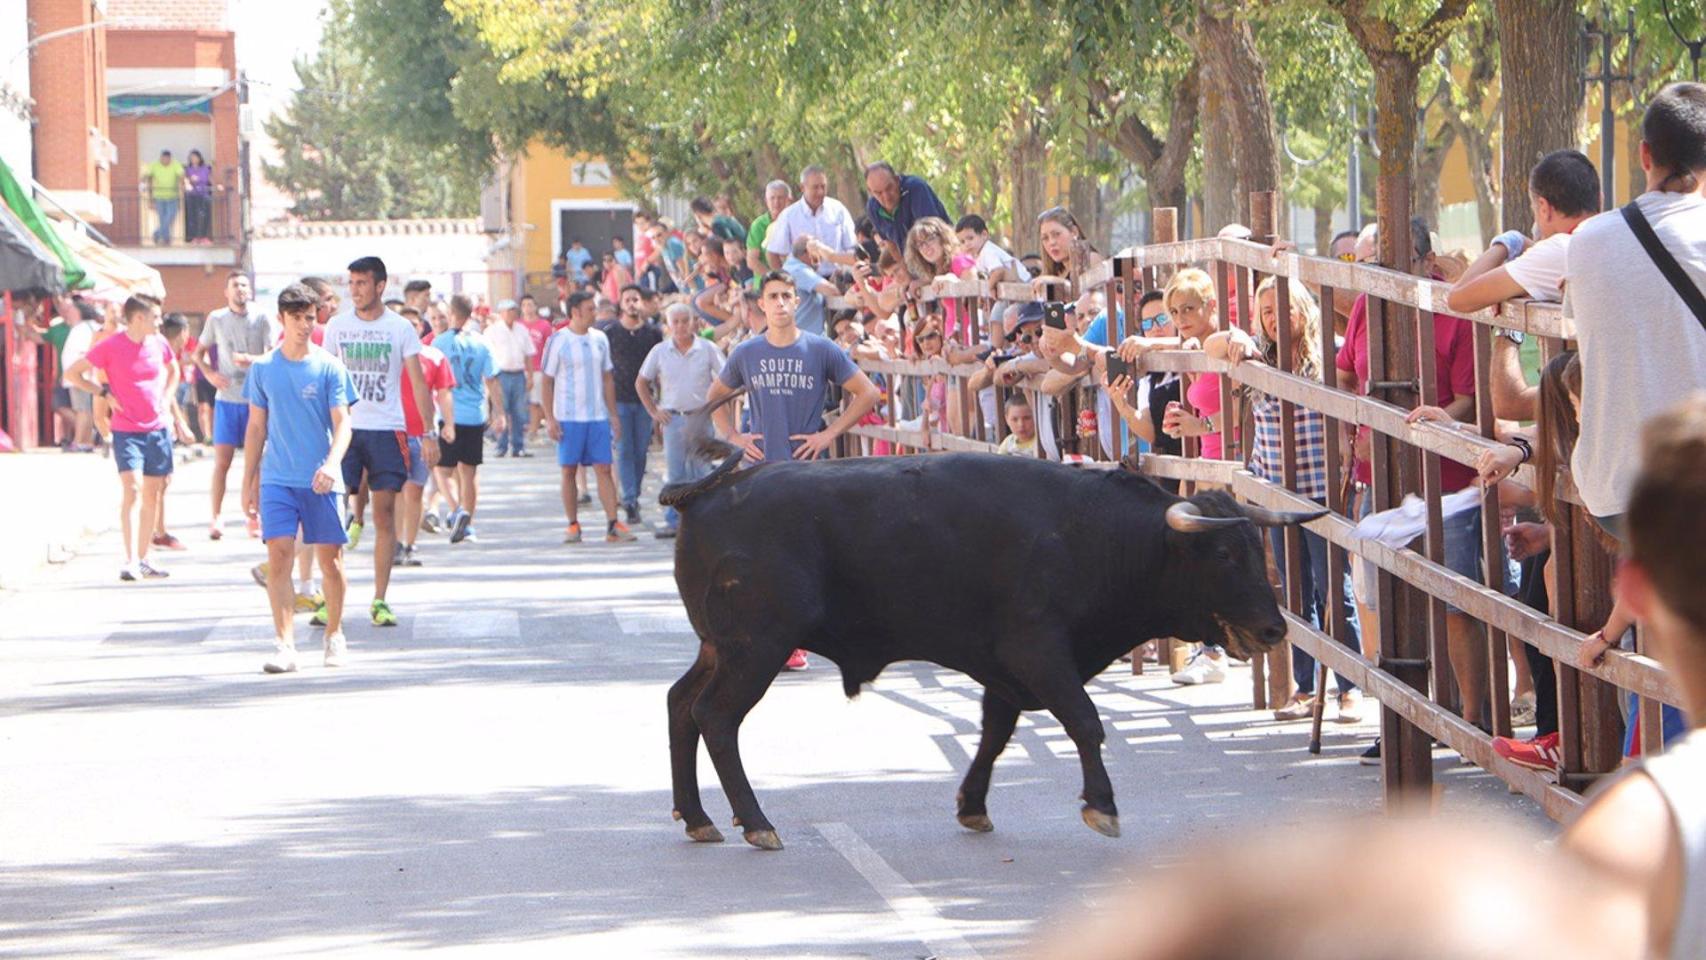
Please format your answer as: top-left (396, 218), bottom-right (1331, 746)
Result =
top-left (25, 0), bottom-right (115, 225)
top-left (104, 0), bottom-right (244, 312)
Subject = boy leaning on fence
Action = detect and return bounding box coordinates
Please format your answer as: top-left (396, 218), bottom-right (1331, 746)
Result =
top-left (1564, 392), bottom-right (1706, 959)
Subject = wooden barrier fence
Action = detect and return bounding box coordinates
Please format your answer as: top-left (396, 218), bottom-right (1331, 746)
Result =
top-left (826, 198), bottom-right (1676, 819)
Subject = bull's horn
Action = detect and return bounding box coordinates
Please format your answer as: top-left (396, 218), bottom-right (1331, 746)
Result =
top-left (1165, 500), bottom-right (1245, 533)
top-left (1237, 502), bottom-right (1330, 527)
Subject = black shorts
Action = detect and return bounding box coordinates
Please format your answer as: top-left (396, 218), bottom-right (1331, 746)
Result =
top-left (193, 377), bottom-right (218, 406)
top-left (440, 422), bottom-right (485, 468)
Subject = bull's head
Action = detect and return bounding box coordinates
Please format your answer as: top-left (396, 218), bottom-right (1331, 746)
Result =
top-left (1161, 491), bottom-right (1326, 660)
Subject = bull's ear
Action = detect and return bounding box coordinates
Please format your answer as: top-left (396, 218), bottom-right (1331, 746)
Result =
top-left (1165, 501), bottom-right (1245, 533)
top-left (1236, 502), bottom-right (1329, 528)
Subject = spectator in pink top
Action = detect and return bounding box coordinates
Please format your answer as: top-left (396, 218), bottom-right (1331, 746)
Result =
top-left (63, 294), bottom-right (193, 582)
top-left (903, 217), bottom-right (979, 341)
top-left (1156, 268), bottom-right (1232, 461)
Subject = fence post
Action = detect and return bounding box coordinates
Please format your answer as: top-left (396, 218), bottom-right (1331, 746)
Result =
top-left (1249, 191), bottom-right (1294, 711)
top-left (1372, 173), bottom-right (1433, 813)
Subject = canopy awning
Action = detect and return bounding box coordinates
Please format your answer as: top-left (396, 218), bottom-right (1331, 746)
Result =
top-left (0, 157), bottom-right (87, 290)
top-left (0, 200), bottom-right (64, 294)
top-left (52, 221), bottom-right (164, 302)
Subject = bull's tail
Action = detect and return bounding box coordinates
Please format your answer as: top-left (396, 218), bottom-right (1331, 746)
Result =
top-left (659, 388), bottom-right (749, 509)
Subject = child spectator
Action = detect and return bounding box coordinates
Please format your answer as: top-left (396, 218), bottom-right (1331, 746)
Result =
top-left (995, 394), bottom-right (1037, 456)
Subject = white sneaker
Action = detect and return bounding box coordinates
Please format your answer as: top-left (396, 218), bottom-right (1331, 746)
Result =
top-left (138, 557), bottom-right (170, 579)
top-left (263, 641), bottom-right (299, 674)
top-left (323, 632), bottom-right (348, 668)
top-left (1171, 650), bottom-right (1228, 685)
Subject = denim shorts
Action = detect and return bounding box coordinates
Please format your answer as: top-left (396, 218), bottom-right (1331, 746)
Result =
top-left (405, 435), bottom-right (429, 487)
top-left (1441, 506), bottom-right (1520, 615)
top-left (113, 428), bottom-right (173, 477)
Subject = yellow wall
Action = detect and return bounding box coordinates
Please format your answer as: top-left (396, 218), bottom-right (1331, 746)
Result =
top-left (513, 143), bottom-right (623, 277)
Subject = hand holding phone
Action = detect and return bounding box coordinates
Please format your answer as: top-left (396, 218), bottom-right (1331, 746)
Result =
top-left (1043, 301), bottom-right (1069, 330)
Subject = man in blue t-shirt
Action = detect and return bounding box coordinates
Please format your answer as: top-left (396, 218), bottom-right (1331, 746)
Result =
top-left (707, 269), bottom-right (881, 672)
top-left (709, 270), bottom-right (880, 463)
top-left (242, 282), bottom-right (358, 676)
top-left (434, 294), bottom-right (505, 543)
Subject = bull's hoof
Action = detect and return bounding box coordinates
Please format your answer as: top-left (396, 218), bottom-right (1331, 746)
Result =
top-left (957, 812), bottom-right (995, 833)
top-left (686, 823), bottom-right (725, 843)
top-left (1081, 807), bottom-right (1121, 838)
top-left (743, 829), bottom-right (784, 851)
top-left (671, 809), bottom-right (683, 821)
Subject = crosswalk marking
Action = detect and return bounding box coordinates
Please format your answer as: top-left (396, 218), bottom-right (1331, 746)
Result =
top-left (413, 610), bottom-right (521, 642)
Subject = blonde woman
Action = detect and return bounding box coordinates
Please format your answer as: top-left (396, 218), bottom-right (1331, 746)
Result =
top-left (1209, 277), bottom-right (1364, 722)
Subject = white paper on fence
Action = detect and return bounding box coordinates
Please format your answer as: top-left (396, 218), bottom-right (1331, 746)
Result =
top-left (1353, 487), bottom-right (1482, 549)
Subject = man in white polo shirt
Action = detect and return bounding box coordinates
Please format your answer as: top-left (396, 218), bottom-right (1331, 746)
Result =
top-left (635, 302), bottom-right (725, 538)
top-left (483, 298), bottom-right (535, 457)
top-left (765, 164), bottom-right (856, 275)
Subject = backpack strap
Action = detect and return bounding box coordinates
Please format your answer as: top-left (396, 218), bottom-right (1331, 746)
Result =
top-left (1621, 200), bottom-right (1706, 332)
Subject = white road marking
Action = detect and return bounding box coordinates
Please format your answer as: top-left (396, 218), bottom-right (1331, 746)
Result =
top-left (413, 609), bottom-right (521, 642)
top-left (614, 609), bottom-right (693, 634)
top-left (814, 821), bottom-right (986, 960)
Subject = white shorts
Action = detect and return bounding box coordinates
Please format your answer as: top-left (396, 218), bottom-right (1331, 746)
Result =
top-left (529, 376), bottom-right (543, 405)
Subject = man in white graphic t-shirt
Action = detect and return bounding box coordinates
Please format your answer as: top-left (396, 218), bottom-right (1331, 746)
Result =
top-left (319, 255), bottom-right (438, 628)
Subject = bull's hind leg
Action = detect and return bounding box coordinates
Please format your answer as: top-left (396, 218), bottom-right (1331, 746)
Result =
top-left (691, 645), bottom-right (790, 850)
top-left (668, 643), bottom-right (722, 843)
top-left (1003, 648), bottom-right (1120, 838)
top-left (955, 690), bottom-right (1020, 833)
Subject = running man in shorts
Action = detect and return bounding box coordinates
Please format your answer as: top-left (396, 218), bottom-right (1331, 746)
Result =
top-left (320, 256), bottom-right (438, 627)
top-left (192, 271), bottom-right (274, 540)
top-left (435, 294), bottom-right (504, 544)
top-left (241, 282), bottom-right (357, 673)
top-left (541, 291), bottom-right (635, 543)
top-left (64, 294), bottom-right (193, 581)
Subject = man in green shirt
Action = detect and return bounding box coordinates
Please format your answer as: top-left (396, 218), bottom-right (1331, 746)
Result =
top-left (745, 179), bottom-right (792, 281)
top-left (139, 149), bottom-right (184, 245)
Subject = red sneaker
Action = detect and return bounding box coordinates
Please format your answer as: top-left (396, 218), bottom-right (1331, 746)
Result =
top-left (151, 532), bottom-right (187, 550)
top-left (1493, 731), bottom-right (1561, 772)
top-left (784, 649), bottom-right (809, 671)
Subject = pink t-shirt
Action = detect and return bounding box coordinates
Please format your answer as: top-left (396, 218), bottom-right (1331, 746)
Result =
top-left (941, 252), bottom-right (978, 341)
top-left (1186, 371), bottom-right (1225, 460)
top-left (85, 331), bottom-right (172, 433)
top-left (1334, 290), bottom-right (1477, 491)
top-left (524, 318), bottom-right (552, 372)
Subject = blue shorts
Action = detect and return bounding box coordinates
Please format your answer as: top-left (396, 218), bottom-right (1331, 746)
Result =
top-left (1441, 507), bottom-right (1520, 615)
top-left (113, 428), bottom-right (173, 477)
top-left (406, 435), bottom-right (429, 486)
top-left (213, 399), bottom-right (249, 447)
top-left (341, 428), bottom-right (410, 493)
top-left (557, 419), bottom-right (613, 467)
top-left (260, 484), bottom-right (347, 544)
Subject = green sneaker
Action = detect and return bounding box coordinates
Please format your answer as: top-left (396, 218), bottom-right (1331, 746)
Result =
top-left (346, 519), bottom-right (364, 551)
top-left (371, 598), bottom-right (397, 627)
top-left (310, 602), bottom-right (328, 627)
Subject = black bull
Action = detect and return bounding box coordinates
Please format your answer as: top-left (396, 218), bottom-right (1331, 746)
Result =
top-left (660, 451), bottom-right (1323, 850)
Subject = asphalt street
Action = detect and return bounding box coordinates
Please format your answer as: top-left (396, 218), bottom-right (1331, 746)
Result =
top-left (0, 445), bottom-right (1548, 958)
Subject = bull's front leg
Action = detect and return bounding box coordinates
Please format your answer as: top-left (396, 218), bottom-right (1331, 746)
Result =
top-left (1002, 648), bottom-right (1120, 838)
top-left (955, 689), bottom-right (1020, 832)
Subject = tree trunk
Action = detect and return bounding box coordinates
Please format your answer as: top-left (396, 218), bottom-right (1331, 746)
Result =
top-left (1200, 75), bottom-right (1240, 234)
top-left (1010, 109), bottom-right (1048, 255)
top-left (1198, 3), bottom-right (1282, 230)
top-left (1494, 0), bottom-right (1584, 232)
top-left (1414, 118), bottom-right (1457, 229)
top-left (1313, 199), bottom-right (1335, 254)
top-left (1370, 60), bottom-right (1421, 265)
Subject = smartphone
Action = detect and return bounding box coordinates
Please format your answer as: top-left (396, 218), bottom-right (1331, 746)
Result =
top-left (1043, 301), bottom-right (1069, 330)
top-left (1106, 352), bottom-right (1134, 381)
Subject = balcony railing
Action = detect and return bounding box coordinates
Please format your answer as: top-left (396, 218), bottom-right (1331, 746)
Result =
top-left (110, 189), bottom-right (238, 247)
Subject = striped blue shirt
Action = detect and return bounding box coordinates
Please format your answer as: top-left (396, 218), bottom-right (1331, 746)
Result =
top-left (541, 327), bottom-right (613, 422)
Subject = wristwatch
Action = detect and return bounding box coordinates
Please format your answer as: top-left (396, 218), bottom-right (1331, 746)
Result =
top-left (1499, 329), bottom-right (1525, 346)
top-left (99, 383), bottom-right (111, 398)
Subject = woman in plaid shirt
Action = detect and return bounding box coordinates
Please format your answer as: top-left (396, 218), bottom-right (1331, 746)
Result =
top-left (1208, 276), bottom-right (1365, 723)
